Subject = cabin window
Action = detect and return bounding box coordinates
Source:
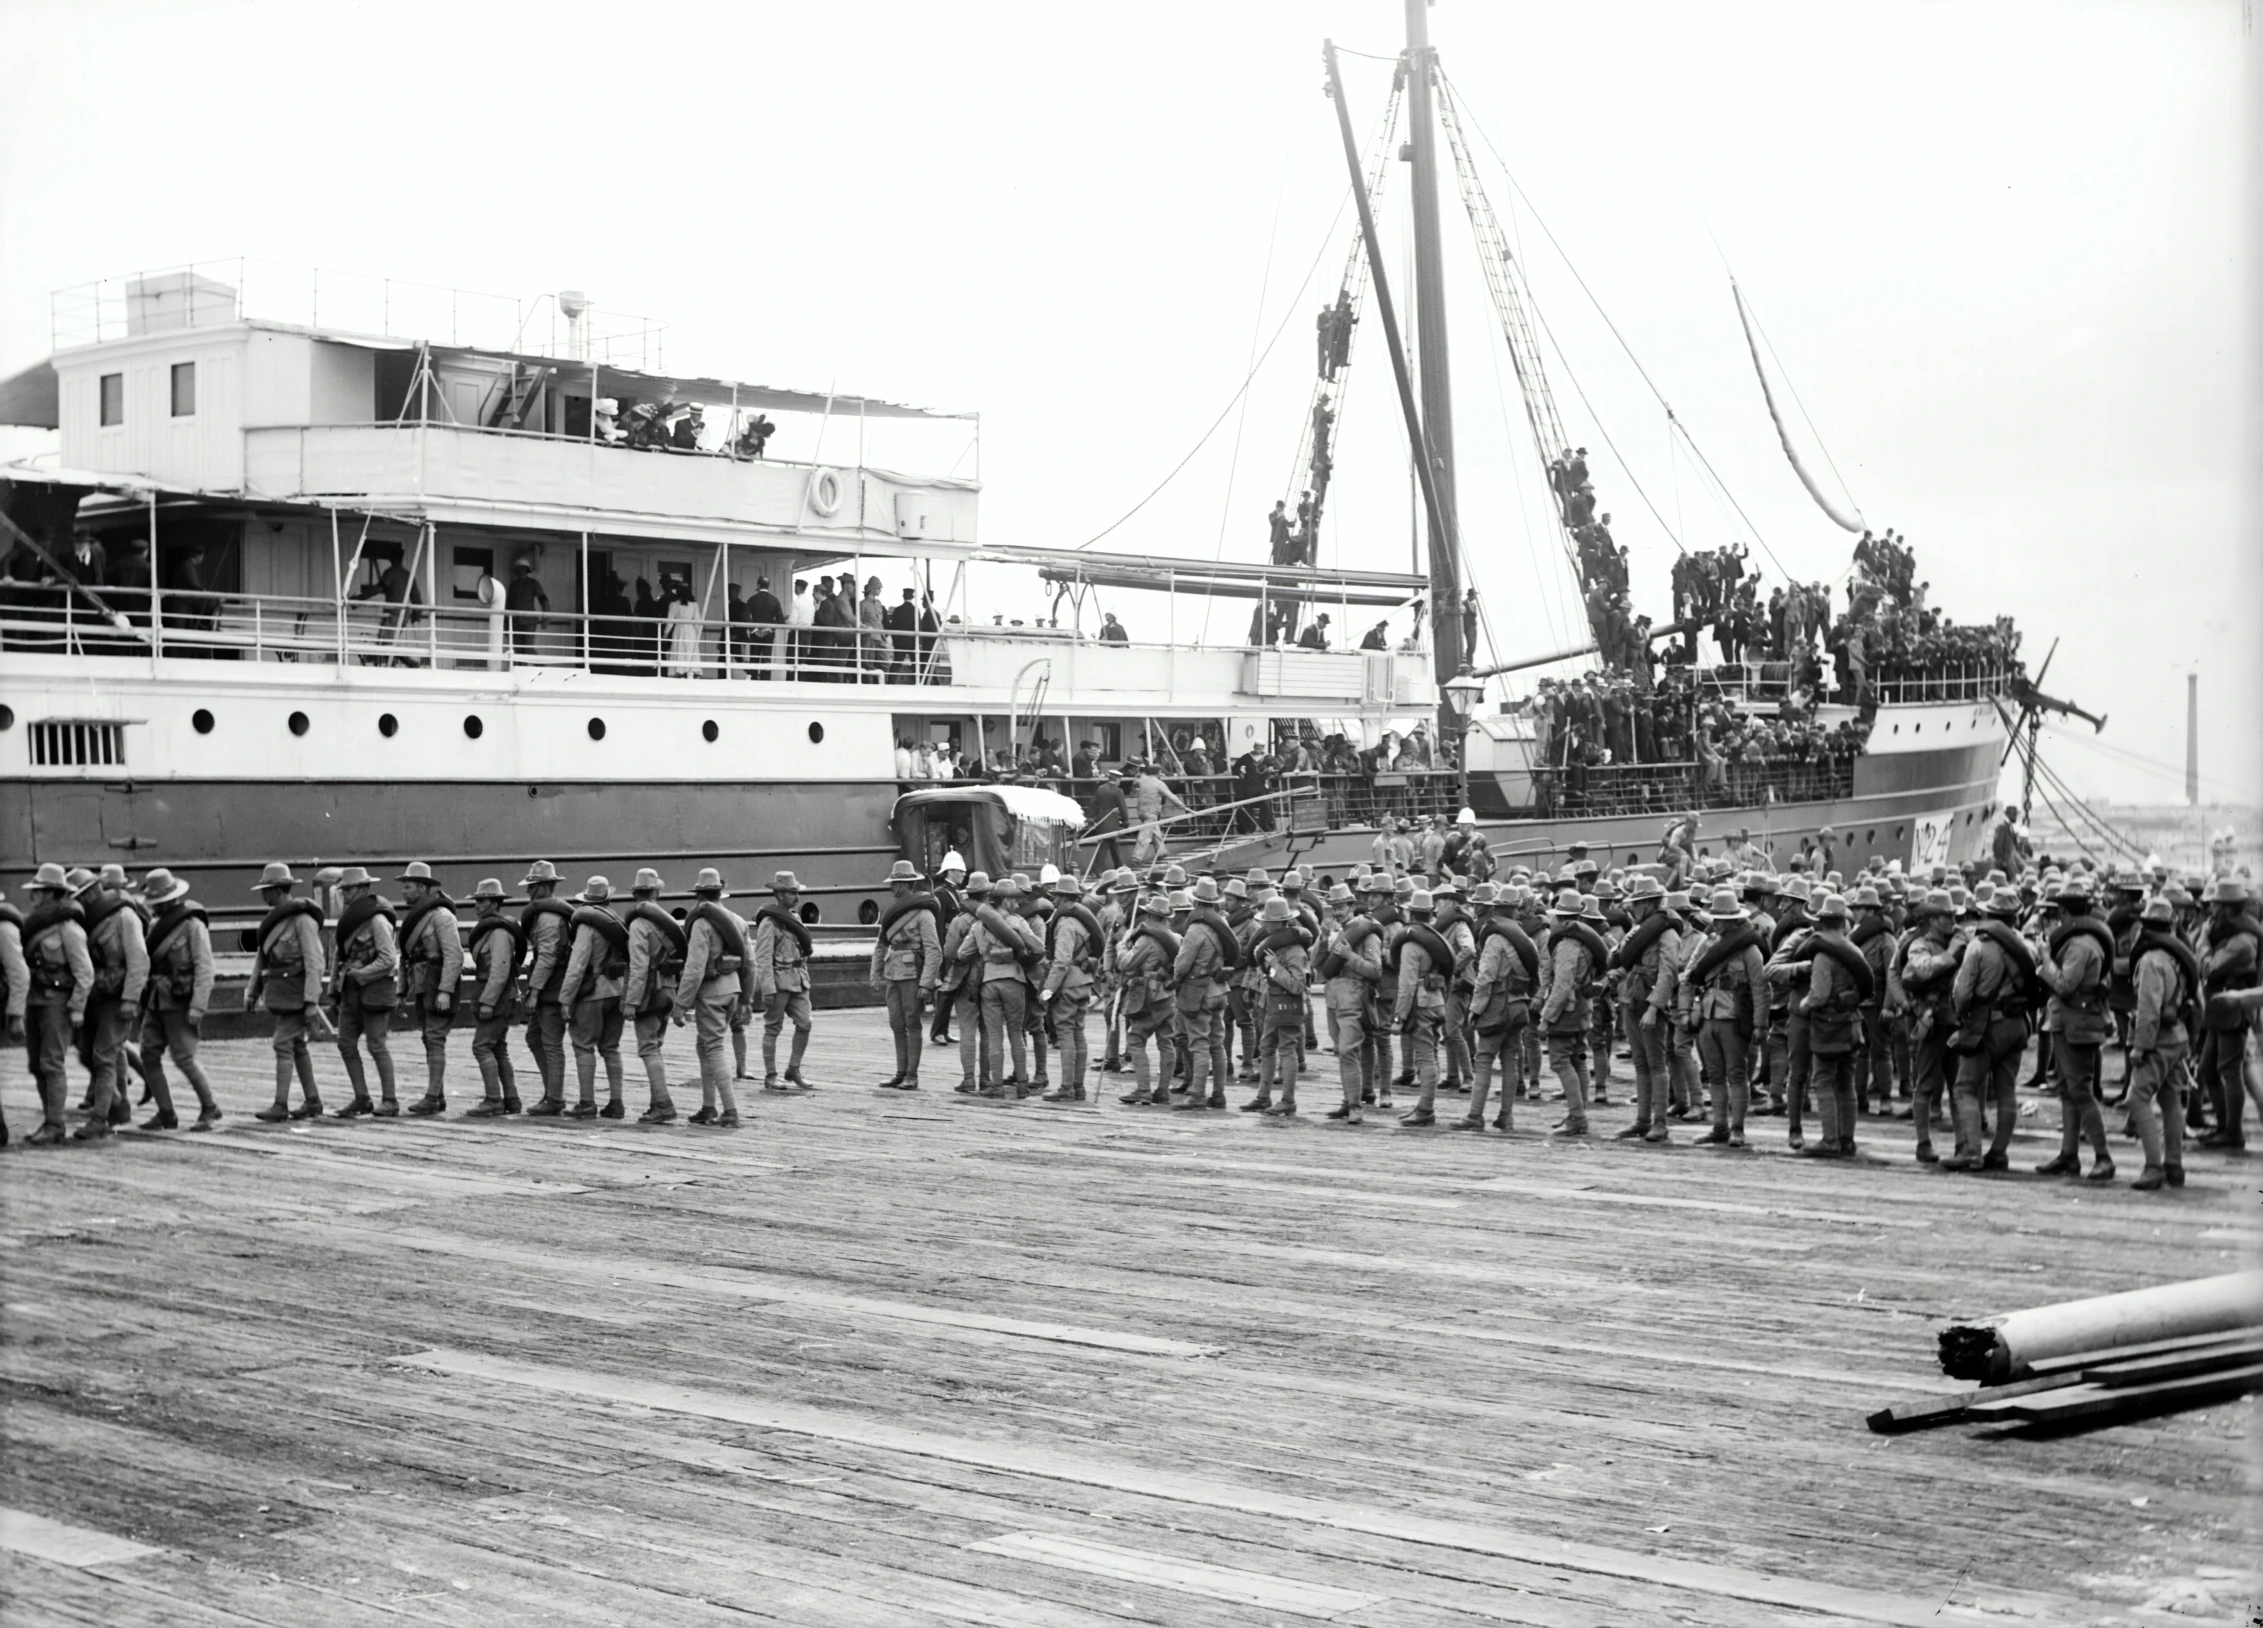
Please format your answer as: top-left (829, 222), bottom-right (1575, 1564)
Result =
top-left (170, 362), bottom-right (197, 417)
top-left (99, 373), bottom-right (124, 426)
top-left (452, 546), bottom-right (495, 602)
top-left (1087, 722), bottom-right (1122, 761)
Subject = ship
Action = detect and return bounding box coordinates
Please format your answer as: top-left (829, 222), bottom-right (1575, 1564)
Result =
top-left (0, 4), bottom-right (2084, 931)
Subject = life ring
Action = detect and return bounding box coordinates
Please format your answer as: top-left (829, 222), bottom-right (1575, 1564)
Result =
top-left (809, 468), bottom-right (844, 519)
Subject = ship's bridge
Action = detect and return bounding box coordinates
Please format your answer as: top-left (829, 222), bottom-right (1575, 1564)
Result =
top-left (6, 260), bottom-right (981, 551)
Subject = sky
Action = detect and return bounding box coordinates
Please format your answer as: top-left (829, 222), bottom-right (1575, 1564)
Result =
top-left (2, 0), bottom-right (2256, 809)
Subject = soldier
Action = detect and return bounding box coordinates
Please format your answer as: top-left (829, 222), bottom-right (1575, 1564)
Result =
top-left (1171, 876), bottom-right (1235, 1111)
top-left (1940, 889), bottom-right (2036, 1172)
top-left (1114, 894), bottom-right (1178, 1104)
top-left (395, 862), bottom-right (464, 1117)
top-left (2195, 878), bottom-right (2259, 1151)
top-left (246, 861), bottom-right (327, 1123)
top-left (719, 887), bottom-right (757, 1095)
top-left (0, 882), bottom-right (25, 1145)
top-left (135, 868), bottom-right (220, 1131)
top-left (622, 868), bottom-right (686, 1122)
top-left (1847, 885), bottom-right (1898, 1114)
top-left (966, 874), bottom-right (1041, 1097)
top-left (1797, 892), bottom-right (1871, 1158)
top-left (1038, 874), bottom-right (1099, 1102)
top-left (2033, 873), bottom-right (2115, 1179)
top-left (1225, 876), bottom-right (1261, 1082)
top-left (1362, 876), bottom-right (1403, 1108)
top-left (944, 872), bottom-right (992, 1094)
top-left (1246, 896), bottom-right (1311, 1116)
top-left (1659, 889), bottom-right (1706, 1121)
top-left (1611, 875), bottom-right (1682, 1143)
top-left (1317, 882), bottom-right (1381, 1124)
top-left (2125, 893), bottom-right (2197, 1189)
top-left (518, 860), bottom-right (574, 1115)
top-left (18, 864), bottom-right (93, 1145)
top-left (461, 879), bottom-right (524, 1117)
top-left (1389, 888), bottom-right (1451, 1126)
top-left (752, 871), bottom-right (816, 1091)
top-left (328, 866), bottom-right (402, 1118)
top-left (872, 859), bottom-right (940, 1090)
top-left (1013, 876), bottom-right (1054, 1091)
top-left (1538, 888), bottom-right (1604, 1136)
top-left (673, 868), bottom-right (749, 1127)
top-left (1892, 889), bottom-right (1963, 1162)
top-left (557, 875), bottom-right (629, 1119)
top-left (1763, 877), bottom-right (1817, 1145)
top-left (1682, 886), bottom-right (1764, 1148)
top-left (1282, 868), bottom-right (1321, 1055)
top-left (74, 864), bottom-right (148, 1138)
top-left (1461, 884), bottom-right (1536, 1131)
top-left (1432, 879), bottom-right (1478, 1095)
top-left (928, 850), bottom-right (967, 1048)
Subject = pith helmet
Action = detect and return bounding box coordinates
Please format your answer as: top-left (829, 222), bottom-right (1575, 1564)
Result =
top-left (577, 876), bottom-right (613, 903)
top-left (632, 868), bottom-right (664, 894)
top-left (252, 861), bottom-right (298, 891)
top-left (520, 859), bottom-right (563, 886)
top-left (939, 850), bottom-right (967, 876)
top-left (771, 870), bottom-right (802, 893)
top-left (471, 877), bottom-right (509, 901)
top-left (1261, 896), bottom-right (1294, 923)
top-left (139, 868), bottom-right (191, 905)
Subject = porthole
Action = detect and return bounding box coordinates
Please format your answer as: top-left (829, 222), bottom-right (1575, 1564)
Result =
top-left (378, 713), bottom-right (398, 738)
top-left (1891, 723), bottom-right (1900, 734)
top-left (464, 714), bottom-right (484, 739)
top-left (288, 711), bottom-right (310, 737)
top-left (857, 899), bottom-right (880, 925)
top-left (1865, 829), bottom-right (1876, 844)
top-left (701, 719), bottom-right (719, 743)
top-left (807, 721), bottom-right (825, 744)
top-left (587, 717), bottom-right (606, 741)
top-left (1913, 722), bottom-right (1922, 733)
top-left (191, 708), bottom-right (214, 735)
top-left (0, 704), bottom-right (13, 730)
top-left (526, 785), bottom-right (540, 798)
top-left (1895, 825), bottom-right (1906, 839)
top-left (798, 901), bottom-right (822, 924)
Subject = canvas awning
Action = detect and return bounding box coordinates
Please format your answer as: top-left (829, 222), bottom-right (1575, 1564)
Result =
top-left (423, 342), bottom-right (972, 423)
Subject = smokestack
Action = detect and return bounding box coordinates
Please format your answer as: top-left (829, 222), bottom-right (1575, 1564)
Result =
top-left (2186, 671), bottom-right (2199, 807)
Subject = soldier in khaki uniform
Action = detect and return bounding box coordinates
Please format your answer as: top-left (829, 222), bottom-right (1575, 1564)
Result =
top-left (247, 862), bottom-right (328, 1123)
top-left (1171, 877), bottom-right (1233, 1111)
top-left (1113, 894), bottom-right (1178, 1105)
top-left (872, 860), bottom-right (940, 1090)
top-left (519, 860), bottom-right (574, 1115)
top-left (136, 868), bottom-right (221, 1131)
top-left (967, 874), bottom-right (1042, 1098)
top-left (1392, 889), bottom-right (1450, 1126)
top-left (752, 870), bottom-right (815, 1090)
top-left (622, 868), bottom-right (685, 1123)
top-left (1037, 874), bottom-right (1098, 1102)
top-left (75, 863), bottom-right (149, 1139)
top-left (674, 869), bottom-right (748, 1126)
top-left (1317, 881), bottom-right (1380, 1124)
top-left (328, 866), bottom-right (402, 1117)
top-left (462, 879), bottom-right (525, 1117)
top-left (396, 861), bottom-right (464, 1116)
top-left (2125, 894), bottom-right (2194, 1189)
top-left (18, 864), bottom-right (94, 1145)
top-left (558, 876), bottom-right (629, 1119)
top-left (1462, 883), bottom-right (1536, 1132)
top-left (1248, 895), bottom-right (1311, 1116)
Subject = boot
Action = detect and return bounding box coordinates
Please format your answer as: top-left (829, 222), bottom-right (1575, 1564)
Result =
top-left (2129, 1165), bottom-right (2164, 1191)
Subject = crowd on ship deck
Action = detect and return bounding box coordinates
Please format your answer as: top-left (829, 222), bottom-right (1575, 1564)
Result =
top-left (6, 821), bottom-right (2254, 1204)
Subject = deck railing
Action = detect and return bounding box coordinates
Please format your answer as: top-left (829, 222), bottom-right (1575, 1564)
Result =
top-left (1528, 756), bottom-right (1857, 819)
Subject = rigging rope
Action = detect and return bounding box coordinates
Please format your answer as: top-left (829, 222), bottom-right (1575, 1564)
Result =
top-left (1073, 192), bottom-right (1346, 552)
top-left (1731, 280), bottom-right (1863, 534)
top-left (1738, 277), bottom-right (1866, 529)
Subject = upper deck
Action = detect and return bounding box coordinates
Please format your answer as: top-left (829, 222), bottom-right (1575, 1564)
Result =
top-left (11, 260), bottom-right (980, 550)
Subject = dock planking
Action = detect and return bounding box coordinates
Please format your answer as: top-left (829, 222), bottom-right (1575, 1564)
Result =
top-left (1, 1013), bottom-right (2256, 1626)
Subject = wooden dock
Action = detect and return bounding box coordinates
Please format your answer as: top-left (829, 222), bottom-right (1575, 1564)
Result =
top-left (2, 1015), bottom-right (2256, 1626)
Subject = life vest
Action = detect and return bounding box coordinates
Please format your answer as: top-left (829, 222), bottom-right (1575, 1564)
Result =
top-left (1386, 921), bottom-right (1455, 984)
top-left (1479, 917), bottom-right (1541, 986)
top-left (521, 897), bottom-right (576, 1000)
top-left (686, 900), bottom-right (749, 974)
top-left (22, 898), bottom-right (86, 998)
top-left (146, 901), bottom-right (210, 1004)
top-left (570, 905), bottom-right (630, 981)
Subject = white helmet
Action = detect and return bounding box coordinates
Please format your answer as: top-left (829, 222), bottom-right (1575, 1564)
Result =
top-left (940, 850), bottom-right (967, 875)
top-left (1456, 807), bottom-right (1477, 825)
top-left (1039, 862), bottom-right (1060, 885)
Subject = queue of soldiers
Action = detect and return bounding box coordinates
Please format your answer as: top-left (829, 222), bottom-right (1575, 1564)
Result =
top-left (4, 840), bottom-right (2256, 1198)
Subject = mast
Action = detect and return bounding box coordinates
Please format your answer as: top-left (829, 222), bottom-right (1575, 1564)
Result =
top-left (1402, 0), bottom-right (1461, 684)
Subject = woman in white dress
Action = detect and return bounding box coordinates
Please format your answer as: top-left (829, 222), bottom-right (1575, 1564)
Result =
top-left (664, 585), bottom-right (704, 677)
